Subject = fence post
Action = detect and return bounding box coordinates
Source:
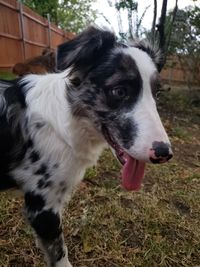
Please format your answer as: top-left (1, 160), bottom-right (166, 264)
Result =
top-left (19, 0), bottom-right (26, 60)
top-left (47, 14), bottom-right (51, 49)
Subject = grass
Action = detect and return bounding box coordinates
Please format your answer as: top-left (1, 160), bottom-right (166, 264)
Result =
top-left (0, 89), bottom-right (200, 266)
top-left (0, 72), bottom-right (16, 80)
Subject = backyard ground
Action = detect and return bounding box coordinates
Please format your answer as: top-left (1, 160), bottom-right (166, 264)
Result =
top-left (0, 85), bottom-right (199, 267)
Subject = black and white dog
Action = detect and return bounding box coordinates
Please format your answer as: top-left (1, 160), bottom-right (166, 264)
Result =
top-left (0, 27), bottom-right (173, 267)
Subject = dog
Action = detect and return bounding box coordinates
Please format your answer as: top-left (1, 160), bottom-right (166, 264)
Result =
top-left (12, 48), bottom-right (55, 76)
top-left (0, 27), bottom-right (173, 267)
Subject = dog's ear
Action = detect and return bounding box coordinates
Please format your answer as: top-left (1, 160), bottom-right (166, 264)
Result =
top-left (56, 26), bottom-right (116, 71)
top-left (132, 40), bottom-right (163, 72)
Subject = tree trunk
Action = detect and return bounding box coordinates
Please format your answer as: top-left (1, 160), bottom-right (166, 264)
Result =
top-left (157, 0), bottom-right (168, 51)
top-left (151, 0), bottom-right (157, 42)
top-left (156, 0), bottom-right (168, 70)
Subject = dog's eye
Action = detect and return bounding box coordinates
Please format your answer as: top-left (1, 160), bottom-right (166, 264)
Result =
top-left (111, 88), bottom-right (126, 98)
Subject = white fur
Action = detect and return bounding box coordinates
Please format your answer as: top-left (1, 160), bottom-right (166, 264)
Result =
top-left (123, 47), bottom-right (171, 161)
top-left (55, 254), bottom-right (73, 267)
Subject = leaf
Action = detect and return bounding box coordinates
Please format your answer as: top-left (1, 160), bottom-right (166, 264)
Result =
top-left (82, 235), bottom-right (94, 253)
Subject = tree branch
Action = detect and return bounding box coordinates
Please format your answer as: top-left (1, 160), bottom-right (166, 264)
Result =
top-left (151, 0), bottom-right (157, 42)
top-left (137, 5), bottom-right (150, 37)
top-left (157, 0), bottom-right (168, 50)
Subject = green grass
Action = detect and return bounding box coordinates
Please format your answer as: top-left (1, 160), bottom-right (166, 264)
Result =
top-left (0, 89), bottom-right (200, 266)
top-left (0, 72), bottom-right (16, 80)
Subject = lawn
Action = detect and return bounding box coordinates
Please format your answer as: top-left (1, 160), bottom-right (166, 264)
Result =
top-left (0, 72), bottom-right (16, 80)
top-left (0, 88), bottom-right (199, 267)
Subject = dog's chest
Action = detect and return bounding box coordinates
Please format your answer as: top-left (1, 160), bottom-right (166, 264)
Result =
top-left (12, 125), bottom-right (105, 194)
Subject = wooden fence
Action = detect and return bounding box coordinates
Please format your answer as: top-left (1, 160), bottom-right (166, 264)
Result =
top-left (0, 0), bottom-right (199, 87)
top-left (161, 56), bottom-right (200, 88)
top-left (0, 0), bottom-right (74, 71)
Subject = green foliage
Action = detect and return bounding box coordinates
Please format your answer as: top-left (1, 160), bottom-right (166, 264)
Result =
top-left (107, 0), bottom-right (149, 40)
top-left (0, 72), bottom-right (16, 80)
top-left (23, 0), bottom-right (97, 33)
top-left (165, 5), bottom-right (200, 85)
top-left (115, 0), bottom-right (138, 11)
top-left (23, 0), bottom-right (59, 24)
top-left (58, 0), bottom-right (97, 33)
top-left (167, 6), bottom-right (200, 55)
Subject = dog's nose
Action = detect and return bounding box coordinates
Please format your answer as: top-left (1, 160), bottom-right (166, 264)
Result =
top-left (149, 141), bottom-right (173, 163)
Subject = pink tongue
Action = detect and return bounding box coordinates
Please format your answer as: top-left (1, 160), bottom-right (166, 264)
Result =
top-left (122, 154), bottom-right (145, 191)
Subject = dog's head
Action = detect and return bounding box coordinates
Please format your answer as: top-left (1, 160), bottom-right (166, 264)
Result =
top-left (57, 27), bottom-right (173, 190)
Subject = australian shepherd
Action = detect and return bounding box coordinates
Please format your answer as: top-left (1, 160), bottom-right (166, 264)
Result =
top-left (0, 27), bottom-right (173, 267)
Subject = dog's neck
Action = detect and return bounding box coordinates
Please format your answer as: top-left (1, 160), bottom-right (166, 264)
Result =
top-left (69, 116), bottom-right (106, 165)
top-left (24, 72), bottom-right (106, 166)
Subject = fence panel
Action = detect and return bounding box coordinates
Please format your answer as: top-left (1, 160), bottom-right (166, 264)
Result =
top-left (0, 0), bottom-right (74, 71)
top-left (161, 56), bottom-right (200, 87)
top-left (1, 0), bottom-right (199, 87)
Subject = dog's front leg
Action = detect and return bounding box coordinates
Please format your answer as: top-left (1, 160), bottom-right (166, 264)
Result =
top-left (25, 198), bottom-right (72, 267)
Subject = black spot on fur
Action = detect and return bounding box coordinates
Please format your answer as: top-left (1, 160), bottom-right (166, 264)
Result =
top-left (27, 139), bottom-right (33, 148)
top-left (34, 164), bottom-right (47, 175)
top-left (25, 192), bottom-right (45, 212)
top-left (114, 118), bottom-right (136, 149)
top-left (58, 181), bottom-right (67, 195)
top-left (95, 110), bottom-right (107, 118)
top-left (53, 163), bottom-right (59, 169)
top-left (0, 114), bottom-right (27, 173)
top-left (59, 181), bottom-right (65, 187)
top-left (31, 210), bottom-right (62, 241)
top-left (29, 150), bottom-right (40, 163)
top-left (37, 179), bottom-right (45, 189)
top-left (45, 180), bottom-right (52, 187)
top-left (4, 80), bottom-right (26, 109)
top-left (44, 173), bottom-right (50, 180)
top-left (24, 117), bottom-right (29, 135)
top-left (60, 186), bottom-right (67, 194)
top-left (38, 179), bottom-right (52, 189)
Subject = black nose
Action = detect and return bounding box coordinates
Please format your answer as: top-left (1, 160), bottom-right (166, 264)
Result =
top-left (149, 141), bottom-right (173, 164)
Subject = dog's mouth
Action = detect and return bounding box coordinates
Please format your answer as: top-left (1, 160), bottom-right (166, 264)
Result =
top-left (102, 126), bottom-right (145, 191)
